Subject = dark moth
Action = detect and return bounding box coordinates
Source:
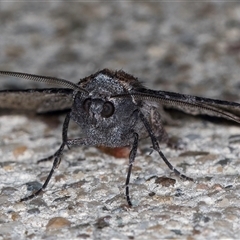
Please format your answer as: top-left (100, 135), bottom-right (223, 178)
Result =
top-left (1, 69), bottom-right (240, 206)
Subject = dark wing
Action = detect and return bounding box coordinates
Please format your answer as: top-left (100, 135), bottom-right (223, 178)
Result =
top-left (0, 88), bottom-right (74, 113)
top-left (112, 88), bottom-right (240, 124)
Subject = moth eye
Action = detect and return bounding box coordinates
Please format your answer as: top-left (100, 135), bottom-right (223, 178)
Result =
top-left (83, 98), bottom-right (92, 113)
top-left (101, 101), bottom-right (115, 118)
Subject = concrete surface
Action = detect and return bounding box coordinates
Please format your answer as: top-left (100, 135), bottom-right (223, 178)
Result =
top-left (1, 2), bottom-right (240, 239)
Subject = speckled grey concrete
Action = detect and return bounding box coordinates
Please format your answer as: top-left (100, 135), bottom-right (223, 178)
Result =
top-left (1, 2), bottom-right (240, 239)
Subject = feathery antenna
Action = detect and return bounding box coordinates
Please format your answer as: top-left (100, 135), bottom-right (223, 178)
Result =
top-left (0, 71), bottom-right (88, 94)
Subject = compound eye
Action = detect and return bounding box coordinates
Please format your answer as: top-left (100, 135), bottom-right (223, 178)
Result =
top-left (101, 101), bottom-right (115, 118)
top-left (83, 98), bottom-right (92, 113)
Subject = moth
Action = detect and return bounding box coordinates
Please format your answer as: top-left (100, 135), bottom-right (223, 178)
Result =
top-left (1, 68), bottom-right (240, 206)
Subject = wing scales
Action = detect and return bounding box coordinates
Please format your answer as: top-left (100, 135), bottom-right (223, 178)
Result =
top-left (0, 88), bottom-right (73, 113)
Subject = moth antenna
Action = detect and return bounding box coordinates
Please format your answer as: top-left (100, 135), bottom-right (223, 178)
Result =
top-left (0, 71), bottom-right (88, 94)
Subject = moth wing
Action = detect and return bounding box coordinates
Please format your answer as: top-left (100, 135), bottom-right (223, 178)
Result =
top-left (131, 88), bottom-right (240, 124)
top-left (0, 88), bottom-right (74, 113)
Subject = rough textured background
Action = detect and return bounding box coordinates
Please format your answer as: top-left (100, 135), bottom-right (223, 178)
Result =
top-left (1, 2), bottom-right (240, 239)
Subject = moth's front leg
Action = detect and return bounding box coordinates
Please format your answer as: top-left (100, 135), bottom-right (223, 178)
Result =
top-left (125, 132), bottom-right (139, 207)
top-left (66, 133), bottom-right (140, 207)
top-left (139, 111), bottom-right (193, 182)
top-left (37, 111), bottom-right (71, 163)
top-left (21, 113), bottom-right (99, 201)
top-left (21, 112), bottom-right (71, 201)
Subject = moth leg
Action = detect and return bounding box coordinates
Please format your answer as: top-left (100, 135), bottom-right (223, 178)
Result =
top-left (139, 111), bottom-right (193, 182)
top-left (66, 134), bottom-right (140, 207)
top-left (37, 112), bottom-right (71, 164)
top-left (20, 143), bottom-right (65, 201)
top-left (125, 132), bottom-right (139, 207)
top-left (37, 154), bottom-right (55, 164)
top-left (20, 113), bottom-right (71, 201)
